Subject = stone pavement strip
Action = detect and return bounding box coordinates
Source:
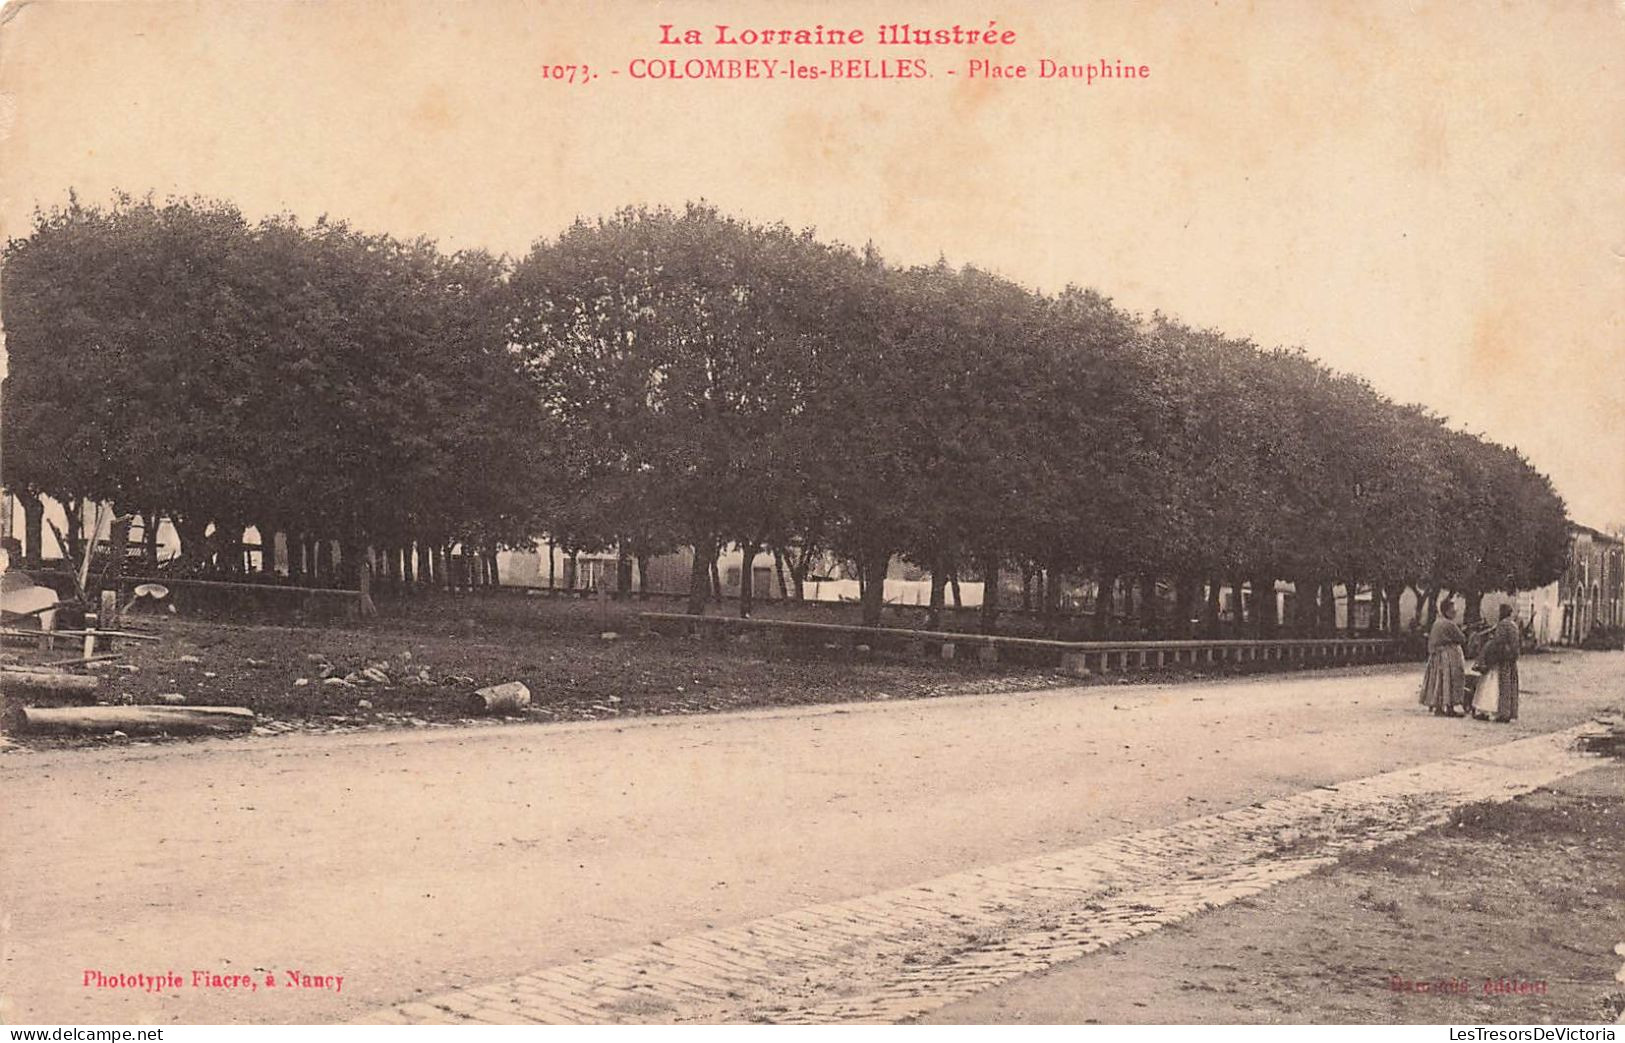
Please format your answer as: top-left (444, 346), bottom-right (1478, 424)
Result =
top-left (358, 721), bottom-right (1611, 1026)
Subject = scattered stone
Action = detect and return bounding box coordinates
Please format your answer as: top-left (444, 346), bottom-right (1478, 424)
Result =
top-left (110, 730), bottom-right (128, 739)
top-left (306, 653), bottom-right (329, 664)
top-left (357, 699), bottom-right (373, 710)
top-left (245, 658), bottom-right (268, 668)
top-left (117, 664), bottom-right (140, 673)
top-left (608, 695), bottom-right (622, 703)
top-left (468, 681), bottom-right (531, 714)
top-left (293, 678), bottom-right (310, 687)
top-left (202, 671), bottom-right (217, 678)
top-left (600, 631), bottom-right (620, 641)
top-left (320, 663), bottom-right (339, 678)
top-left (155, 692), bottom-right (186, 705)
top-left (361, 668), bottom-right (391, 685)
top-left (179, 654), bottom-right (202, 664)
top-left (322, 677), bottom-right (354, 687)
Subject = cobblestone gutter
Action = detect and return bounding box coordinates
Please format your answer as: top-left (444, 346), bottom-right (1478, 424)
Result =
top-left (359, 722), bottom-right (1610, 1025)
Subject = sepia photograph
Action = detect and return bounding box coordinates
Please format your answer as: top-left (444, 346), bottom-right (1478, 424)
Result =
top-left (0, 0), bottom-right (1622, 1032)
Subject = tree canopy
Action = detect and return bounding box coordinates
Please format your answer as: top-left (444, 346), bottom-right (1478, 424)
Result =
top-left (3, 194), bottom-right (1571, 627)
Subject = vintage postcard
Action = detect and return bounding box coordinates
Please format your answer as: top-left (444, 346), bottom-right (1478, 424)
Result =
top-left (1, 0), bottom-right (1622, 1032)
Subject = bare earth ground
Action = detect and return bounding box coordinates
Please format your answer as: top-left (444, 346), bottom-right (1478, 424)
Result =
top-left (928, 764), bottom-right (1625, 1025)
top-left (0, 594), bottom-right (1413, 748)
top-left (1, 649), bottom-right (1619, 1023)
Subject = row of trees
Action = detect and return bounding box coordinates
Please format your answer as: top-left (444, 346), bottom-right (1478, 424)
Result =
top-left (510, 204), bottom-right (1569, 632)
top-left (1, 196), bottom-right (1571, 632)
top-left (2, 193), bottom-right (532, 586)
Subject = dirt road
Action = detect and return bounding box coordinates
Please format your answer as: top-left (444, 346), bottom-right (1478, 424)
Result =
top-left (3, 651), bottom-right (1620, 1023)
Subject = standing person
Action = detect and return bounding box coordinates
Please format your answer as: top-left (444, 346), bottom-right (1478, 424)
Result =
top-left (1419, 599), bottom-right (1468, 716)
top-left (1486, 604), bottom-right (1522, 723)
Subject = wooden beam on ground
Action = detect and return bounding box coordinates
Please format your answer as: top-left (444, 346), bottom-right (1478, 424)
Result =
top-left (0, 667), bottom-right (101, 700)
top-left (20, 705), bottom-right (254, 735)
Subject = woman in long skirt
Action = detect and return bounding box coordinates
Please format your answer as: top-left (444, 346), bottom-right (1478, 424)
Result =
top-left (1488, 604), bottom-right (1521, 722)
top-left (1419, 600), bottom-right (1468, 716)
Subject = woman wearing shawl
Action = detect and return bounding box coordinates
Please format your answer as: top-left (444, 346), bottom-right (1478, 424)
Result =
top-left (1419, 600), bottom-right (1467, 716)
top-left (1476, 604), bottom-right (1522, 723)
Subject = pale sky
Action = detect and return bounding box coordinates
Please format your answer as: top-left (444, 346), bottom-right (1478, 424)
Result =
top-left (2, 0), bottom-right (1621, 526)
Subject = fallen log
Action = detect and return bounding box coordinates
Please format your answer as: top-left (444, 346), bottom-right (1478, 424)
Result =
top-left (20, 705), bottom-right (255, 735)
top-left (0, 667), bottom-right (101, 700)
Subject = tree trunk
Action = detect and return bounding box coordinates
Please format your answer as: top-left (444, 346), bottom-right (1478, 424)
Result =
top-left (1462, 589), bottom-right (1482, 627)
top-left (636, 553), bottom-right (651, 596)
top-left (1174, 573), bottom-right (1199, 638)
top-left (1050, 568), bottom-right (1068, 619)
top-left (789, 546), bottom-right (811, 602)
top-left (22, 493), bottom-right (45, 566)
top-left (950, 571), bottom-right (963, 609)
top-left (547, 539), bottom-right (557, 589)
top-left (1230, 577), bottom-right (1246, 637)
top-left (1389, 586), bottom-right (1404, 635)
top-left (616, 544), bottom-right (632, 600)
top-left (1204, 576), bottom-right (1221, 638)
top-left (105, 514), bottom-right (132, 583)
top-left (487, 548), bottom-right (501, 587)
top-left (774, 549), bottom-right (790, 599)
top-left (1292, 579), bottom-right (1314, 634)
top-left (738, 542), bottom-right (760, 618)
top-left (1021, 568), bottom-right (1034, 613)
top-left (859, 550), bottom-right (889, 627)
top-left (286, 529), bottom-right (305, 583)
top-left (357, 557), bottom-right (377, 616)
top-left (710, 553), bottom-right (723, 603)
top-left (1252, 575), bottom-right (1277, 637)
top-left (336, 537), bottom-right (362, 588)
top-left (686, 538), bottom-right (713, 615)
top-left (1096, 572), bottom-right (1117, 638)
top-left (175, 516), bottom-right (209, 569)
top-left (978, 550), bottom-right (1001, 635)
top-left (141, 510), bottom-right (159, 569)
top-left (1141, 575), bottom-right (1160, 633)
top-left (258, 524), bottom-right (279, 574)
top-left (927, 556), bottom-right (948, 630)
top-left (64, 498), bottom-right (83, 565)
